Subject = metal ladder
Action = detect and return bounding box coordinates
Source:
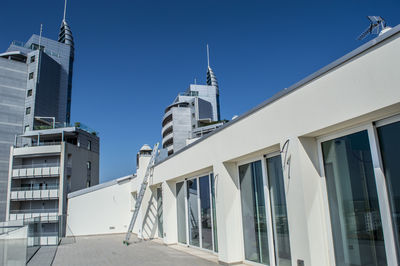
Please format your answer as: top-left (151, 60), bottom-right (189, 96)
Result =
top-left (123, 143), bottom-right (159, 245)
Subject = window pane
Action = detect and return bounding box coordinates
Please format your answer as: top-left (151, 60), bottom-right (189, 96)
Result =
top-left (267, 155), bottom-right (291, 266)
top-left (239, 160), bottom-right (269, 264)
top-left (322, 130), bottom-right (387, 266)
top-left (200, 175), bottom-right (212, 250)
top-left (176, 182), bottom-right (186, 244)
top-left (187, 179), bottom-right (199, 247)
top-left (211, 173), bottom-right (218, 252)
top-left (377, 121), bottom-right (400, 258)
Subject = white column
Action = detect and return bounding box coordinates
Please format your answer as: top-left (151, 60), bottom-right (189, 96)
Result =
top-left (162, 180), bottom-right (178, 244)
top-left (213, 161), bottom-right (243, 264)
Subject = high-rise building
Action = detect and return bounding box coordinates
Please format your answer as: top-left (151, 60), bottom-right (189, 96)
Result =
top-left (0, 3), bottom-right (75, 221)
top-left (161, 46), bottom-right (224, 156)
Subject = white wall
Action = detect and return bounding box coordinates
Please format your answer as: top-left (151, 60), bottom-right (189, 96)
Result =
top-left (66, 177), bottom-right (133, 236)
top-left (145, 28), bottom-right (400, 265)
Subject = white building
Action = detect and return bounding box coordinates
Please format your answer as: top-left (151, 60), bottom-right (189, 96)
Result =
top-left (66, 25), bottom-right (400, 266)
top-left (162, 49), bottom-right (223, 156)
top-left (6, 126), bottom-right (99, 245)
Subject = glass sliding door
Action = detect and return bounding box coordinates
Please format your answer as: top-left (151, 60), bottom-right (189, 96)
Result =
top-left (266, 155), bottom-right (291, 266)
top-left (239, 160), bottom-right (269, 265)
top-left (187, 179), bottom-right (200, 247)
top-left (176, 182), bottom-right (187, 244)
top-left (321, 130), bottom-right (387, 266)
top-left (157, 187), bottom-right (163, 238)
top-left (210, 173), bottom-right (218, 252)
top-left (199, 175), bottom-right (212, 250)
top-left (377, 120), bottom-right (400, 257)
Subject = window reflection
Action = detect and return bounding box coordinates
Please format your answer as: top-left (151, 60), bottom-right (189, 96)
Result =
top-left (322, 130), bottom-right (387, 266)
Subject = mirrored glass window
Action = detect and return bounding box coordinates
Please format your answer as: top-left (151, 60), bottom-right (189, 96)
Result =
top-left (322, 130), bottom-right (387, 266)
top-left (266, 155), bottom-right (291, 266)
top-left (239, 160), bottom-right (269, 264)
top-left (377, 121), bottom-right (400, 258)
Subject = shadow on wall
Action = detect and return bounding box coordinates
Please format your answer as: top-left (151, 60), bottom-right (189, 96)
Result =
top-left (142, 191), bottom-right (158, 239)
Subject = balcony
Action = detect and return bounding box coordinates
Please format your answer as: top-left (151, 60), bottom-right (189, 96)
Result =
top-left (12, 166), bottom-right (60, 179)
top-left (9, 209), bottom-right (59, 223)
top-left (162, 109), bottom-right (173, 124)
top-left (161, 120), bottom-right (173, 135)
top-left (162, 132), bottom-right (173, 146)
top-left (10, 187), bottom-right (59, 201)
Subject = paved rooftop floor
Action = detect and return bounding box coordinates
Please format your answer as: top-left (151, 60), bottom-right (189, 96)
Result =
top-left (52, 234), bottom-right (218, 266)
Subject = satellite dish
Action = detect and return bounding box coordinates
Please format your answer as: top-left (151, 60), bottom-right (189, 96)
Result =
top-left (358, 16), bottom-right (389, 40)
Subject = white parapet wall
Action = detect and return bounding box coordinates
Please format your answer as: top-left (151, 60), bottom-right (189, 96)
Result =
top-left (66, 175), bottom-right (134, 236)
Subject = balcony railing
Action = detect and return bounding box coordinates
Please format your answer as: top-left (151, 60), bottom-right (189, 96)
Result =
top-left (11, 185), bottom-right (59, 191)
top-left (9, 210), bottom-right (59, 224)
top-left (13, 163), bottom-right (59, 169)
top-left (14, 141), bottom-right (61, 148)
top-left (10, 188), bottom-right (59, 201)
top-left (12, 166), bottom-right (60, 179)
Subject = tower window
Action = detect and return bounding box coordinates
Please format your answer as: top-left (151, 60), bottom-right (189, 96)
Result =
top-left (87, 161), bottom-right (91, 170)
top-left (24, 125), bottom-right (30, 132)
top-left (29, 72), bottom-right (34, 80)
top-left (27, 89), bottom-right (32, 97)
top-left (87, 140), bottom-right (91, 151)
top-left (25, 107), bottom-right (31, 115)
top-left (30, 56), bottom-right (35, 63)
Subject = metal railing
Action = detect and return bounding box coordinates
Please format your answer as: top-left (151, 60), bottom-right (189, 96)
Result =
top-left (10, 209), bottom-right (58, 214)
top-left (11, 185), bottom-right (59, 191)
top-left (13, 163), bottom-right (60, 169)
top-left (11, 40), bottom-right (61, 58)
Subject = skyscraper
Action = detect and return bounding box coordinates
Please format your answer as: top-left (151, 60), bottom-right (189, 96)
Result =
top-left (0, 2), bottom-right (74, 221)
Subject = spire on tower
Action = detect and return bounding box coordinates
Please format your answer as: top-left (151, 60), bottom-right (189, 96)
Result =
top-left (58, 0), bottom-right (74, 52)
top-left (206, 44), bottom-right (218, 89)
top-left (63, 0), bottom-right (67, 21)
top-left (207, 44), bottom-right (210, 67)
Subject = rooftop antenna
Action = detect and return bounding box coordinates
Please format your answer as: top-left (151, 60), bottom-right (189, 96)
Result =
top-left (358, 16), bottom-right (390, 40)
top-left (207, 44), bottom-right (210, 67)
top-left (63, 0), bottom-right (68, 21)
top-left (194, 78), bottom-right (197, 84)
top-left (38, 24), bottom-right (43, 50)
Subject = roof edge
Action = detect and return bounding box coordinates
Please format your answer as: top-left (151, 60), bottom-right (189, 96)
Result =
top-left (68, 174), bottom-right (135, 199)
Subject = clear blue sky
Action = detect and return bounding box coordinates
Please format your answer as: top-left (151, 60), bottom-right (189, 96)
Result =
top-left (1, 0), bottom-right (399, 182)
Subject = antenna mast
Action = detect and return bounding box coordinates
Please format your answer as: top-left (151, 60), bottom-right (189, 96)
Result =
top-left (63, 0), bottom-right (68, 21)
top-left (38, 24), bottom-right (43, 50)
top-left (207, 44), bottom-right (210, 67)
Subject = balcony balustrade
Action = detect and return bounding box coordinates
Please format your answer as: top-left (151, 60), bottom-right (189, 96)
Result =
top-left (12, 166), bottom-right (60, 179)
top-left (9, 209), bottom-right (59, 223)
top-left (10, 187), bottom-right (59, 201)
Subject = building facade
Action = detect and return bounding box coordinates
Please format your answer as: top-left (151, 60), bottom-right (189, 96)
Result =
top-left (6, 126), bottom-right (99, 245)
top-left (0, 10), bottom-right (75, 221)
top-left (67, 25), bottom-right (400, 266)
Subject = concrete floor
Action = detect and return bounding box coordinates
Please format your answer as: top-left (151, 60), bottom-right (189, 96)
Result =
top-left (52, 234), bottom-right (218, 266)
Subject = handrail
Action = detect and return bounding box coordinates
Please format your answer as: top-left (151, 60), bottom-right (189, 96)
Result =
top-left (10, 209), bottom-right (58, 214)
top-left (13, 163), bottom-right (60, 169)
top-left (11, 186), bottom-right (59, 191)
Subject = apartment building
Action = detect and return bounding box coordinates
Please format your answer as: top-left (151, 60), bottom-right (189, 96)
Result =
top-left (6, 126), bottom-right (99, 245)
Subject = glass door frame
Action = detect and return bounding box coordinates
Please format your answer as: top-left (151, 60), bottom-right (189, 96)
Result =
top-left (237, 156), bottom-right (277, 266)
top-left (179, 172), bottom-right (218, 254)
top-left (316, 121), bottom-right (399, 266)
